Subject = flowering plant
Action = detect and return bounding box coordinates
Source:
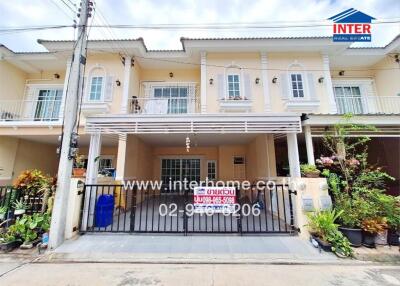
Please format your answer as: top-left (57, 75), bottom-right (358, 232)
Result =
top-left (316, 156), bottom-right (334, 166)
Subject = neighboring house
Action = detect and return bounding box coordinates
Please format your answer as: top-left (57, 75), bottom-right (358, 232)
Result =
top-left (0, 36), bottom-right (399, 196)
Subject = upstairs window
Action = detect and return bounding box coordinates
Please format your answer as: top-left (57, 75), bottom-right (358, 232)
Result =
top-left (227, 74), bottom-right (240, 99)
top-left (290, 74), bottom-right (304, 98)
top-left (89, 76), bottom-right (103, 101)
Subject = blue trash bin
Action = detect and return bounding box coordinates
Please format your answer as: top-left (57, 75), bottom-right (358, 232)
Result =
top-left (95, 195), bottom-right (114, 228)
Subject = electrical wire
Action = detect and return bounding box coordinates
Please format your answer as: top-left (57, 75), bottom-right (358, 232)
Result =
top-left (59, 0), bottom-right (77, 14)
top-left (47, 0), bottom-right (76, 21)
top-left (0, 18), bottom-right (399, 34)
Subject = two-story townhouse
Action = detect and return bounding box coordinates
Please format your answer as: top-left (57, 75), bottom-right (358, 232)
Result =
top-left (1, 35), bottom-right (399, 233)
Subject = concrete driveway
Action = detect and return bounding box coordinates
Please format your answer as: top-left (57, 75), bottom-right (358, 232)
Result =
top-left (47, 234), bottom-right (339, 264)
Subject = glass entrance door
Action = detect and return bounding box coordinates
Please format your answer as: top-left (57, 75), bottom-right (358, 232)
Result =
top-left (153, 87), bottom-right (188, 114)
top-left (161, 158), bottom-right (200, 191)
top-left (34, 89), bottom-right (63, 121)
top-left (334, 86), bottom-right (364, 114)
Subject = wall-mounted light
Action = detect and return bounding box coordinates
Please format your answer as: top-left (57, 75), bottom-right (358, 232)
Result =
top-left (54, 73), bottom-right (60, 79)
top-left (272, 77), bottom-right (277, 84)
top-left (255, 78), bottom-right (260, 84)
top-left (169, 72), bottom-right (174, 78)
top-left (318, 77), bottom-right (324, 83)
top-left (116, 80), bottom-right (121, 86)
top-left (339, 70), bottom-right (345, 76)
top-left (209, 78), bottom-right (214, 85)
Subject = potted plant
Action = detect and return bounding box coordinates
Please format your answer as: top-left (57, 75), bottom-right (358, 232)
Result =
top-left (0, 206), bottom-right (7, 220)
top-left (0, 228), bottom-right (21, 252)
top-left (378, 194), bottom-right (400, 246)
top-left (13, 199), bottom-right (27, 215)
top-left (361, 217), bottom-right (387, 248)
top-left (73, 154), bottom-right (86, 177)
top-left (13, 169), bottom-right (50, 197)
top-left (336, 194), bottom-right (368, 247)
top-left (9, 215), bottom-right (39, 249)
top-left (307, 209), bottom-right (353, 257)
top-left (300, 164), bottom-right (321, 178)
top-left (307, 210), bottom-right (340, 251)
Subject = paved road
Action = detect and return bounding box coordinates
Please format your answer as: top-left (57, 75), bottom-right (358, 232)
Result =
top-left (0, 262), bottom-right (400, 286)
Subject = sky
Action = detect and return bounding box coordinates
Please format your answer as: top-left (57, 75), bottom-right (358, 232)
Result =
top-left (0, 0), bottom-right (399, 52)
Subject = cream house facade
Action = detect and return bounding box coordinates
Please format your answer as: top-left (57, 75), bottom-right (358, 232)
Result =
top-left (0, 36), bottom-right (399, 195)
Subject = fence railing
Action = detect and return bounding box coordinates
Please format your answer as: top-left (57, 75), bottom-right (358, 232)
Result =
top-left (335, 96), bottom-right (400, 114)
top-left (0, 99), bottom-right (63, 122)
top-left (79, 184), bottom-right (297, 234)
top-left (128, 96), bottom-right (199, 115)
top-left (0, 186), bottom-right (44, 219)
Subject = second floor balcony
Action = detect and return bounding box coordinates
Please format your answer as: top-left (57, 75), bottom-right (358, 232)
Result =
top-left (128, 82), bottom-right (200, 115)
top-left (0, 97), bottom-right (63, 122)
top-left (1, 81), bottom-right (399, 124)
top-left (333, 85), bottom-right (400, 114)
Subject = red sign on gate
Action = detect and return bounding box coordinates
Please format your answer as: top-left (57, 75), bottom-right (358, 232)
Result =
top-left (193, 187), bottom-right (236, 213)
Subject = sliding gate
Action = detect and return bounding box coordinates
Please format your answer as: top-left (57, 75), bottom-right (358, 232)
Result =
top-left (80, 184), bottom-right (297, 235)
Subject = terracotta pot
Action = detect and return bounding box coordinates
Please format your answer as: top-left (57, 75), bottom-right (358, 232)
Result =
top-left (73, 168), bottom-right (86, 177)
top-left (304, 171), bottom-right (320, 178)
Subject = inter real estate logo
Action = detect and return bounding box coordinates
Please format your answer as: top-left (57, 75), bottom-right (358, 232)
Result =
top-left (328, 8), bottom-right (375, 42)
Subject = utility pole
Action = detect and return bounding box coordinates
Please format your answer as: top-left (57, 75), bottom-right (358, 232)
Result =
top-left (49, 0), bottom-right (92, 249)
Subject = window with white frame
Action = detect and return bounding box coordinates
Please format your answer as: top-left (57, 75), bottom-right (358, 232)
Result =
top-left (227, 74), bottom-right (240, 99)
top-left (153, 86), bottom-right (188, 113)
top-left (82, 156), bottom-right (114, 176)
top-left (89, 76), bottom-right (103, 101)
top-left (34, 89), bottom-right (63, 121)
top-left (233, 156), bottom-right (246, 180)
top-left (207, 160), bottom-right (217, 180)
top-left (333, 86), bottom-right (363, 114)
top-left (290, 74), bottom-right (304, 98)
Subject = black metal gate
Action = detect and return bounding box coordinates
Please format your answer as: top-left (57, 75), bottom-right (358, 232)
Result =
top-left (79, 184), bottom-right (297, 235)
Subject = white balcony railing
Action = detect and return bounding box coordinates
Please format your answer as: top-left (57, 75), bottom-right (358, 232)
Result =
top-left (0, 99), bottom-right (63, 122)
top-left (128, 82), bottom-right (200, 114)
top-left (335, 96), bottom-right (400, 114)
top-left (128, 96), bottom-right (199, 114)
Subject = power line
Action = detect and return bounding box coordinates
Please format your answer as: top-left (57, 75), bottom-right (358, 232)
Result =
top-left (64, 0), bottom-right (77, 8)
top-left (0, 25), bottom-right (73, 33)
top-left (59, 0), bottom-right (77, 14)
top-left (0, 18), bottom-right (399, 33)
top-left (86, 20), bottom-right (400, 30)
top-left (47, 0), bottom-right (75, 21)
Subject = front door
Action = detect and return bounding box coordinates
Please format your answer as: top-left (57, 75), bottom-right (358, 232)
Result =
top-left (334, 86), bottom-right (364, 114)
top-left (34, 89), bottom-right (63, 121)
top-left (161, 158), bottom-right (201, 192)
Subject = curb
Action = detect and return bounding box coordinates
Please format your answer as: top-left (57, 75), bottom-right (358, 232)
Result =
top-left (33, 252), bottom-right (388, 266)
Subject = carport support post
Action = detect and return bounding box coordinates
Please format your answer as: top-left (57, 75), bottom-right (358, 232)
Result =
top-left (304, 125), bottom-right (315, 165)
top-left (120, 56), bottom-right (132, 114)
top-left (286, 133), bottom-right (301, 177)
top-left (115, 134), bottom-right (127, 181)
top-left (81, 133), bottom-right (102, 230)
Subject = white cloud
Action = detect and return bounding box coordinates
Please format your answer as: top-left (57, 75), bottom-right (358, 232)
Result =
top-left (0, 0), bottom-right (399, 51)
